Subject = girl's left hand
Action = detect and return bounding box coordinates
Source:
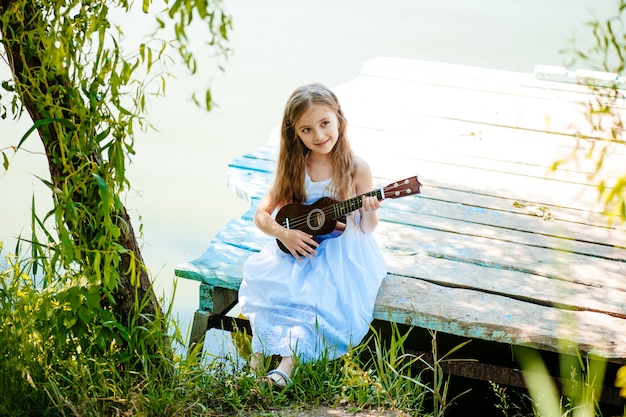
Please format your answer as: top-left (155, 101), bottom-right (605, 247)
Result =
top-left (361, 195), bottom-right (381, 212)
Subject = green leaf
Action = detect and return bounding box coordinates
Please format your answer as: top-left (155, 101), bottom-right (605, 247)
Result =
top-left (78, 307), bottom-right (92, 325)
top-left (2, 152), bottom-right (8, 170)
top-left (197, 0), bottom-right (208, 19)
top-left (63, 315), bottom-right (77, 328)
top-left (17, 118), bottom-right (75, 151)
top-left (95, 127), bottom-right (111, 143)
top-left (205, 88), bottom-right (212, 111)
top-left (92, 173), bottom-right (109, 200)
top-left (169, 0), bottom-right (183, 18)
top-left (1, 80), bottom-right (14, 92)
top-left (147, 47), bottom-right (153, 72)
top-left (94, 251), bottom-right (102, 281)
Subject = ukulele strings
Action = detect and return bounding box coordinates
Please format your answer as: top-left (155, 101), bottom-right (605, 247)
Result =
top-left (280, 188), bottom-right (388, 229)
top-left (281, 206), bottom-right (335, 229)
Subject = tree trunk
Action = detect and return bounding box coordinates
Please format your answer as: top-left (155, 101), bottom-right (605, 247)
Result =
top-left (0, 0), bottom-right (161, 328)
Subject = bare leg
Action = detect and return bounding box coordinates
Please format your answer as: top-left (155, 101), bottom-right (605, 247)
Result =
top-left (275, 355), bottom-right (294, 378)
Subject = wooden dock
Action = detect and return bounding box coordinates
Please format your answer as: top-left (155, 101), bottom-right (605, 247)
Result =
top-left (176, 58), bottom-right (626, 395)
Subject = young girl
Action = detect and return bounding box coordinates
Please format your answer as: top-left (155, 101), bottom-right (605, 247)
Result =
top-left (238, 83), bottom-right (387, 387)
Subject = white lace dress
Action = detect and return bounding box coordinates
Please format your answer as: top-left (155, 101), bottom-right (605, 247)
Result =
top-left (238, 173), bottom-right (387, 361)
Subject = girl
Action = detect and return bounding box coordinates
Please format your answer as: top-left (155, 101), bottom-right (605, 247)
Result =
top-left (238, 83), bottom-right (387, 387)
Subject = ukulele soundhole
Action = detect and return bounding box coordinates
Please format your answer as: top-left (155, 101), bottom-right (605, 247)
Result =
top-left (307, 208), bottom-right (326, 231)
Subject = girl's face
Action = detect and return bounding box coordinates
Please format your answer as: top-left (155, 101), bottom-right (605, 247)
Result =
top-left (294, 104), bottom-right (339, 158)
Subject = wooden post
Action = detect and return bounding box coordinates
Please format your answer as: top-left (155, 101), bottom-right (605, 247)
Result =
top-left (187, 284), bottom-right (239, 355)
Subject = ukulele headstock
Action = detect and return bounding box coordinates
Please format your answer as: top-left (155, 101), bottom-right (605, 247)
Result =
top-left (383, 176), bottom-right (422, 199)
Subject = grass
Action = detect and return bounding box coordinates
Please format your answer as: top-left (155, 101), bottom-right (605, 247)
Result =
top-left (1, 242), bottom-right (624, 416)
top-left (197, 323), bottom-right (434, 415)
top-left (0, 241), bottom-right (432, 416)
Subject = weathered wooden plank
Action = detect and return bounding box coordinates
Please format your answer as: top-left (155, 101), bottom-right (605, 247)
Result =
top-left (353, 128), bottom-right (625, 191)
top-left (349, 125), bottom-right (626, 171)
top-left (374, 156), bottom-right (608, 213)
top-left (351, 129), bottom-right (626, 188)
top-left (374, 275), bottom-right (626, 362)
top-left (381, 250), bottom-right (626, 320)
top-left (341, 58), bottom-right (626, 139)
top-left (338, 77), bottom-right (614, 141)
top-left (358, 58), bottom-right (625, 103)
top-left (228, 150), bottom-right (276, 172)
top-left (398, 188), bottom-right (623, 244)
top-left (415, 183), bottom-right (624, 234)
top-left (377, 216), bottom-right (625, 290)
top-left (381, 200), bottom-right (626, 264)
top-left (175, 216), bottom-right (264, 287)
top-left (198, 285), bottom-right (239, 314)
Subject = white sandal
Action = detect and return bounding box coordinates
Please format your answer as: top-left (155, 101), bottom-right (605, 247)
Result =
top-left (264, 369), bottom-right (292, 388)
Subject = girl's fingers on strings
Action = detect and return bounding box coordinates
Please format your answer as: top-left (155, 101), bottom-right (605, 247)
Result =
top-left (362, 195), bottom-right (380, 212)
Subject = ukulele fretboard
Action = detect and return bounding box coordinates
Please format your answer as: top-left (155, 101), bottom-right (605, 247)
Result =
top-left (332, 189), bottom-right (384, 219)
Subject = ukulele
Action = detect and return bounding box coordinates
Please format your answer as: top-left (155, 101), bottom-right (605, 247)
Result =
top-left (275, 176), bottom-right (422, 254)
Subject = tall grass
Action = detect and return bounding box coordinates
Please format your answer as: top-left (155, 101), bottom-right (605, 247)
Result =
top-left (4, 239), bottom-right (621, 416)
top-left (1, 240), bottom-right (472, 416)
top-left (516, 347), bottom-right (615, 417)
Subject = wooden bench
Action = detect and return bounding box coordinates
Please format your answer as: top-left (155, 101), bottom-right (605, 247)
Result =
top-left (175, 58), bottom-right (626, 393)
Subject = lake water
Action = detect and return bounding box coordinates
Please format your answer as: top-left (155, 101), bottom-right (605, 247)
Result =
top-left (0, 0), bottom-right (617, 355)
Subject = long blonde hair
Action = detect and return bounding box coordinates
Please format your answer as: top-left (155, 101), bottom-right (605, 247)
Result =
top-left (271, 83), bottom-right (356, 206)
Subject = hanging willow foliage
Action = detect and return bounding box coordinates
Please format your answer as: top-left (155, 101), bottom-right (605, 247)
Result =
top-left (0, 0), bottom-right (231, 349)
top-left (561, 0), bottom-right (626, 223)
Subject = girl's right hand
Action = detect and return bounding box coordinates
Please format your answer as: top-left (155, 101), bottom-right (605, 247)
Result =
top-left (277, 229), bottom-right (319, 260)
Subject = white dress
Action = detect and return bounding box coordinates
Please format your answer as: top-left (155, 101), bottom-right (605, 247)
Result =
top-left (238, 173), bottom-right (387, 362)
